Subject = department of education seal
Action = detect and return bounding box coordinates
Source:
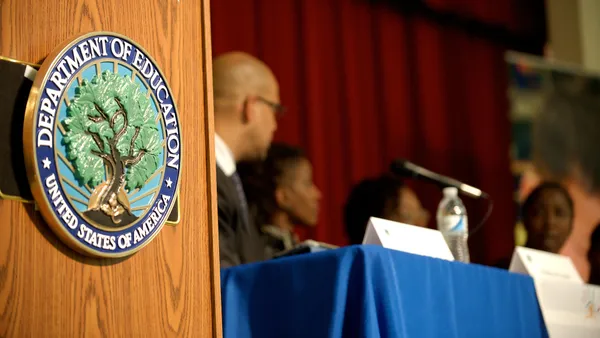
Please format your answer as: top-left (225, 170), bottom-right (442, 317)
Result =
top-left (23, 32), bottom-right (182, 257)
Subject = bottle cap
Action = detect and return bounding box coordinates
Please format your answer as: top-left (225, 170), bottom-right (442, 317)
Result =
top-left (443, 187), bottom-right (458, 197)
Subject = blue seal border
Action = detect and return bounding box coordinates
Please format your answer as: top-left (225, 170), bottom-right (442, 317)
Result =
top-left (24, 32), bottom-right (182, 257)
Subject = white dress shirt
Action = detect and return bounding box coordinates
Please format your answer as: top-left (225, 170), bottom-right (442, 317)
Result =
top-left (215, 133), bottom-right (236, 176)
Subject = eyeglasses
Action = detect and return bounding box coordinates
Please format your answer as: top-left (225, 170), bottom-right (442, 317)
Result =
top-left (257, 96), bottom-right (286, 116)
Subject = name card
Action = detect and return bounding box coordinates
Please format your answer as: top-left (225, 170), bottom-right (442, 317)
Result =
top-left (534, 279), bottom-right (600, 338)
top-left (509, 246), bottom-right (583, 283)
top-left (362, 217), bottom-right (454, 261)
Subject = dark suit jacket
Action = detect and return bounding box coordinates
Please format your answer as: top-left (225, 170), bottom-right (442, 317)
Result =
top-left (217, 166), bottom-right (266, 268)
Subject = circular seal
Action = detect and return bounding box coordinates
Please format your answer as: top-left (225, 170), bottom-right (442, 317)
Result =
top-left (23, 32), bottom-right (182, 257)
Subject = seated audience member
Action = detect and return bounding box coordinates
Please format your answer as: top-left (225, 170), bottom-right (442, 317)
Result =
top-left (238, 143), bottom-right (321, 258)
top-left (213, 52), bottom-right (283, 267)
top-left (533, 89), bottom-right (600, 281)
top-left (344, 175), bottom-right (429, 245)
top-left (521, 182), bottom-right (573, 253)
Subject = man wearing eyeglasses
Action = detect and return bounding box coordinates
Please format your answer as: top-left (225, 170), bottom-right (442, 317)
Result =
top-left (212, 51), bottom-right (285, 268)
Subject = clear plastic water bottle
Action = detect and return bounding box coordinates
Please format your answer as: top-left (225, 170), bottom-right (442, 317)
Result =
top-left (436, 187), bottom-right (470, 263)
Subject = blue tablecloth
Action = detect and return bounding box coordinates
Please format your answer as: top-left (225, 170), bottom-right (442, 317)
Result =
top-left (221, 245), bottom-right (548, 338)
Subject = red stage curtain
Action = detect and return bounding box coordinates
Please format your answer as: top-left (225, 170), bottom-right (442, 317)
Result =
top-left (211, 0), bottom-right (543, 265)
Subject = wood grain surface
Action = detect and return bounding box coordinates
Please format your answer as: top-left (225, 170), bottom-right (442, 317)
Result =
top-left (0, 0), bottom-right (221, 337)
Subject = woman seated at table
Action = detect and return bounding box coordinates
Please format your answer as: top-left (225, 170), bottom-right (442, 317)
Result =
top-left (522, 182), bottom-right (574, 253)
top-left (237, 143), bottom-right (321, 259)
top-left (344, 174), bottom-right (429, 245)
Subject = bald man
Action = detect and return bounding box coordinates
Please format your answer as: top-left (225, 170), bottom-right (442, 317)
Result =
top-left (213, 52), bottom-right (283, 267)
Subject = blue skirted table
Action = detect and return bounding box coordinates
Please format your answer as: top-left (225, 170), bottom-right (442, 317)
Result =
top-left (221, 245), bottom-right (548, 338)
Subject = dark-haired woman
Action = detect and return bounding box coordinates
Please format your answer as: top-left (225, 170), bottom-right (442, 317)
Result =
top-left (344, 174), bottom-right (429, 245)
top-left (237, 143), bottom-right (321, 258)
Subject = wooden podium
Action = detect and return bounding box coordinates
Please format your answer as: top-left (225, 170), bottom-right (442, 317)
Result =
top-left (0, 0), bottom-right (221, 337)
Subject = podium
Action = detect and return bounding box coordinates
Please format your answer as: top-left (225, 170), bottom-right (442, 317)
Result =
top-left (0, 0), bottom-right (221, 337)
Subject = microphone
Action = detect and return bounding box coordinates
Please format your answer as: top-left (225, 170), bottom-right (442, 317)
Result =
top-left (390, 159), bottom-right (488, 199)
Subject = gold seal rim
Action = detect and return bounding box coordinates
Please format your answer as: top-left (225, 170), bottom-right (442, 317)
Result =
top-left (23, 31), bottom-right (183, 259)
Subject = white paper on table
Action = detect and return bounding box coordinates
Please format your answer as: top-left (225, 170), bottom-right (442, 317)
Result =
top-left (533, 279), bottom-right (600, 338)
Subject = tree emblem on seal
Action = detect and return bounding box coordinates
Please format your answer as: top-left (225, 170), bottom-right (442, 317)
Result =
top-left (63, 71), bottom-right (161, 227)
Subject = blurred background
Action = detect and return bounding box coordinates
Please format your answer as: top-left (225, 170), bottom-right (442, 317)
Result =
top-left (211, 0), bottom-right (599, 266)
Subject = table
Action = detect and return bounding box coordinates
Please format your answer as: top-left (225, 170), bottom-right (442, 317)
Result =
top-left (221, 245), bottom-right (548, 338)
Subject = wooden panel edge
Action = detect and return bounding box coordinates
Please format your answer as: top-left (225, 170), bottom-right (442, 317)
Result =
top-left (200, 0), bottom-right (223, 337)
